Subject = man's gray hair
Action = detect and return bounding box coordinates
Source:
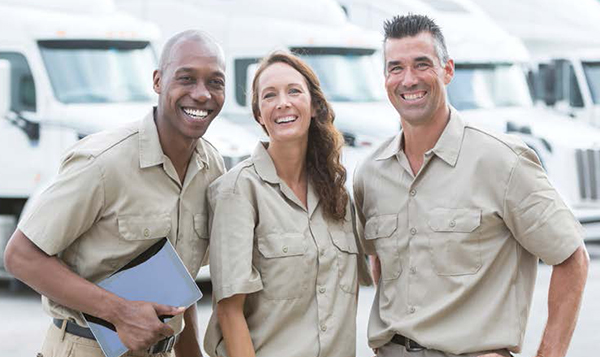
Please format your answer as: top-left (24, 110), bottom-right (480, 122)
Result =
top-left (383, 14), bottom-right (449, 65)
top-left (158, 30), bottom-right (224, 72)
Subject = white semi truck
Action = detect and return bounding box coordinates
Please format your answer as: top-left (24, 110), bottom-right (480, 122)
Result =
top-left (473, 0), bottom-right (600, 128)
top-left (116, 0), bottom-right (400, 148)
top-left (339, 0), bottom-right (600, 241)
top-left (0, 0), bottom-right (257, 278)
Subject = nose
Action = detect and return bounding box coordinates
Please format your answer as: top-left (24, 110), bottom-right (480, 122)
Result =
top-left (191, 81), bottom-right (211, 102)
top-left (275, 95), bottom-right (291, 110)
top-left (401, 67), bottom-right (418, 88)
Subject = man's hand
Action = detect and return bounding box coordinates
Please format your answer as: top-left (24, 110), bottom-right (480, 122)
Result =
top-left (109, 301), bottom-right (184, 352)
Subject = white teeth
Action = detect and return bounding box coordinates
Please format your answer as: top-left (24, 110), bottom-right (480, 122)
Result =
top-left (403, 92), bottom-right (425, 100)
top-left (275, 116), bottom-right (296, 124)
top-left (183, 108), bottom-right (209, 119)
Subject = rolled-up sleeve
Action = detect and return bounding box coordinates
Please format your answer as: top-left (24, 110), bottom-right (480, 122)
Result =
top-left (503, 149), bottom-right (584, 265)
top-left (208, 189), bottom-right (263, 302)
top-left (353, 166), bottom-right (376, 256)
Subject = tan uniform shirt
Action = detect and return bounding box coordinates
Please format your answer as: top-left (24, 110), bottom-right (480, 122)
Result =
top-left (353, 108), bottom-right (583, 355)
top-left (19, 110), bottom-right (225, 332)
top-left (204, 142), bottom-right (371, 357)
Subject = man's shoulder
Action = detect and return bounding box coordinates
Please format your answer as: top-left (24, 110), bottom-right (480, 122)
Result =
top-left (67, 121), bottom-right (140, 160)
top-left (462, 122), bottom-right (530, 158)
top-left (355, 135), bottom-right (398, 179)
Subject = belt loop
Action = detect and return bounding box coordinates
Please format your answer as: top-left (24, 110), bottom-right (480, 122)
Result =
top-left (59, 319), bottom-right (67, 342)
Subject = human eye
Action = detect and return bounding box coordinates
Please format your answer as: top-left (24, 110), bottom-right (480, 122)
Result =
top-left (389, 65), bottom-right (402, 74)
top-left (209, 78), bottom-right (225, 89)
top-left (177, 75), bottom-right (193, 83)
top-left (289, 87), bottom-right (302, 95)
top-left (262, 92), bottom-right (275, 99)
top-left (416, 62), bottom-right (430, 70)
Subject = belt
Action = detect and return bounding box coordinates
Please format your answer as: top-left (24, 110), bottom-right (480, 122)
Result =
top-left (53, 318), bottom-right (178, 354)
top-left (390, 334), bottom-right (426, 352)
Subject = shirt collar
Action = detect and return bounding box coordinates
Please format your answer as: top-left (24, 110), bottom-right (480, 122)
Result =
top-left (430, 106), bottom-right (465, 167)
top-left (139, 107), bottom-right (210, 170)
top-left (252, 141), bottom-right (279, 184)
top-left (375, 106), bottom-right (465, 167)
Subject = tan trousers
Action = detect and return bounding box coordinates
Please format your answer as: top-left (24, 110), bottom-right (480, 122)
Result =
top-left (38, 321), bottom-right (175, 357)
top-left (377, 342), bottom-right (513, 357)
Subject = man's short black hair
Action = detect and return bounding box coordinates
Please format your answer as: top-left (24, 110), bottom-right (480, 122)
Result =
top-left (383, 14), bottom-right (449, 64)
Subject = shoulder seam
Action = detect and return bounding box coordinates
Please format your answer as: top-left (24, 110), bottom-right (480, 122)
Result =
top-left (464, 125), bottom-right (528, 157)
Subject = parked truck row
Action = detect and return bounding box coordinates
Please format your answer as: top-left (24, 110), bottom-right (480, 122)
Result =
top-left (2, 0), bottom-right (600, 281)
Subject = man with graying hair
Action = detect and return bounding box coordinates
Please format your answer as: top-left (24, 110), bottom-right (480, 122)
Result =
top-left (4, 30), bottom-right (226, 357)
top-left (353, 14), bottom-right (589, 357)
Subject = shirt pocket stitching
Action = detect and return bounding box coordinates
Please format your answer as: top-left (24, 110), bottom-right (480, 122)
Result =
top-left (193, 213), bottom-right (209, 240)
top-left (427, 208), bottom-right (483, 276)
top-left (117, 214), bottom-right (171, 241)
top-left (329, 228), bottom-right (359, 294)
top-left (364, 214), bottom-right (401, 281)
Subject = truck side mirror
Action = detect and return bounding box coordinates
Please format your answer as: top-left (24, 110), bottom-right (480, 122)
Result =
top-left (0, 60), bottom-right (11, 117)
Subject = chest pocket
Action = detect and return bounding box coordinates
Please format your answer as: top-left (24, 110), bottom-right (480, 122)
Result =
top-left (257, 232), bottom-right (308, 300)
top-left (329, 227), bottom-right (359, 294)
top-left (364, 214), bottom-right (402, 281)
top-left (193, 213), bottom-right (209, 240)
top-left (118, 214), bottom-right (171, 241)
top-left (427, 208), bottom-right (482, 276)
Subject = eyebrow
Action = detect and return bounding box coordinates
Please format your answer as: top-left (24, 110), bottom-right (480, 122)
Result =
top-left (260, 83), bottom-right (304, 94)
top-left (174, 67), bottom-right (225, 78)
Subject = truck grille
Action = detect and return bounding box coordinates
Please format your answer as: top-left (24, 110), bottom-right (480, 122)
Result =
top-left (576, 149), bottom-right (600, 200)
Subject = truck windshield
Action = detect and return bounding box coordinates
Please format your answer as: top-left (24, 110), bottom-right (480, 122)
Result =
top-left (447, 63), bottom-right (532, 110)
top-left (292, 47), bottom-right (385, 102)
top-left (38, 40), bottom-right (156, 104)
top-left (582, 62), bottom-right (600, 105)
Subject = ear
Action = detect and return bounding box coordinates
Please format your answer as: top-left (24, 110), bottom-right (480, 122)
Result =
top-left (152, 69), bottom-right (161, 94)
top-left (257, 113), bottom-right (265, 126)
top-left (443, 59), bottom-right (454, 85)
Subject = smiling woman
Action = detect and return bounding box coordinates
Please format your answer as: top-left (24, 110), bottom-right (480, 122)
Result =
top-left (203, 51), bottom-right (372, 357)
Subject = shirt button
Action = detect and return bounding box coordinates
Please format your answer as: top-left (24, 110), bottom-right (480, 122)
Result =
top-left (410, 228), bottom-right (417, 235)
top-left (409, 189), bottom-right (416, 196)
top-left (409, 307), bottom-right (416, 314)
top-left (449, 220), bottom-right (456, 228)
top-left (282, 246), bottom-right (288, 253)
top-left (143, 228), bottom-right (150, 237)
top-left (319, 287), bottom-right (326, 294)
top-left (320, 249), bottom-right (325, 256)
top-left (410, 267), bottom-right (416, 274)
top-left (321, 324), bottom-right (327, 332)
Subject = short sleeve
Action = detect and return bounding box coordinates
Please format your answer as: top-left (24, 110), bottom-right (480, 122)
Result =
top-left (349, 200), bottom-right (373, 286)
top-left (352, 165), bottom-right (376, 255)
top-left (503, 150), bottom-right (584, 265)
top-left (208, 189), bottom-right (263, 302)
top-left (18, 152), bottom-right (105, 256)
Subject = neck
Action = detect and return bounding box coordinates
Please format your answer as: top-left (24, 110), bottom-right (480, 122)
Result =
top-left (155, 116), bottom-right (197, 182)
top-left (267, 138), bottom-right (308, 187)
top-left (402, 105), bottom-right (450, 158)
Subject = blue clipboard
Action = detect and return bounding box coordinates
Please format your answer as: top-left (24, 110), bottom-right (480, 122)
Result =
top-left (83, 238), bottom-right (203, 357)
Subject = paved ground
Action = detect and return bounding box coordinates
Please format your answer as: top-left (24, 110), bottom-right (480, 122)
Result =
top-left (1, 243), bottom-right (599, 356)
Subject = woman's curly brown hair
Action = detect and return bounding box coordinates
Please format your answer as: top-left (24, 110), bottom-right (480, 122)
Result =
top-left (251, 51), bottom-right (348, 221)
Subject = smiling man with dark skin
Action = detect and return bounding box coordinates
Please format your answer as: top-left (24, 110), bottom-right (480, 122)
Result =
top-left (353, 15), bottom-right (589, 357)
top-left (4, 30), bottom-right (226, 357)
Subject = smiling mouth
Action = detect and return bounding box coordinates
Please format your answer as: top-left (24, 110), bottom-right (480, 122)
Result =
top-left (182, 107), bottom-right (212, 120)
top-left (275, 115), bottom-right (297, 124)
top-left (401, 91), bottom-right (427, 101)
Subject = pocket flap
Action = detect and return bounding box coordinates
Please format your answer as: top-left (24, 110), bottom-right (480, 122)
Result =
top-left (364, 214), bottom-right (398, 240)
top-left (193, 213), bottom-right (209, 239)
top-left (428, 208), bottom-right (481, 232)
top-left (329, 229), bottom-right (358, 254)
top-left (257, 233), bottom-right (306, 258)
top-left (118, 214), bottom-right (171, 241)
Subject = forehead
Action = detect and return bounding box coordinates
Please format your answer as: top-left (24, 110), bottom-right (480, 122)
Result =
top-left (258, 62), bottom-right (308, 91)
top-left (385, 32), bottom-right (437, 63)
top-left (167, 39), bottom-right (225, 73)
